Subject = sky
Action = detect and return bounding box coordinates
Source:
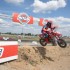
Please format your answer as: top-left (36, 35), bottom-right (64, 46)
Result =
top-left (0, 0), bottom-right (70, 36)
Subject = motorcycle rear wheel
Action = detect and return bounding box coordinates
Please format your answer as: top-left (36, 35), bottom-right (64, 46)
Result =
top-left (39, 38), bottom-right (47, 46)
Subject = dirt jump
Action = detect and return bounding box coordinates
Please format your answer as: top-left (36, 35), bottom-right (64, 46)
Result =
top-left (0, 42), bottom-right (70, 70)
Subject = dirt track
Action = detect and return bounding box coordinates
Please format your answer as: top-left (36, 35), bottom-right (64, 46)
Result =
top-left (0, 44), bottom-right (70, 70)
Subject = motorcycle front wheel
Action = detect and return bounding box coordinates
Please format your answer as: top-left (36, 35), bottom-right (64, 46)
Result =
top-left (39, 38), bottom-right (47, 46)
top-left (57, 39), bottom-right (67, 48)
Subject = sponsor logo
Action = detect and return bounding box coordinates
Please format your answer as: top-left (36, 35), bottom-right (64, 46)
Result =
top-left (0, 47), bottom-right (4, 57)
top-left (17, 13), bottom-right (30, 24)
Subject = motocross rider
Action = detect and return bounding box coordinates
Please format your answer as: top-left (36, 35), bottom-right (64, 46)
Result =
top-left (41, 21), bottom-right (57, 46)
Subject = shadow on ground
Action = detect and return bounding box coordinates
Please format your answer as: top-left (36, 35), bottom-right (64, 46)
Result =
top-left (33, 46), bottom-right (54, 61)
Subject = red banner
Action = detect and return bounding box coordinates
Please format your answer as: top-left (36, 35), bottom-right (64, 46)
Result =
top-left (39, 18), bottom-right (49, 26)
top-left (39, 18), bottom-right (44, 26)
top-left (12, 13), bottom-right (33, 24)
top-left (12, 13), bottom-right (50, 26)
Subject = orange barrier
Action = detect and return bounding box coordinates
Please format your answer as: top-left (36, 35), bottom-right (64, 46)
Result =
top-left (0, 41), bottom-right (18, 63)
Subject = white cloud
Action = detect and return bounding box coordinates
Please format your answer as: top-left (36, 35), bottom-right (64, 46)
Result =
top-left (46, 17), bottom-right (70, 26)
top-left (5, 0), bottom-right (24, 5)
top-left (0, 19), bottom-right (4, 23)
top-left (0, 17), bottom-right (70, 36)
top-left (56, 17), bottom-right (70, 22)
top-left (45, 17), bottom-right (70, 36)
top-left (0, 18), bottom-right (8, 24)
top-left (33, 16), bottom-right (70, 35)
top-left (32, 0), bottom-right (66, 13)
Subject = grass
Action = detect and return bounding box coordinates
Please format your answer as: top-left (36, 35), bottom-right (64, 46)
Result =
top-left (0, 34), bottom-right (39, 41)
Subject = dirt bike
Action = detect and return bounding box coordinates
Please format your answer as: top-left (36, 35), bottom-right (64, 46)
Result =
top-left (39, 31), bottom-right (67, 48)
